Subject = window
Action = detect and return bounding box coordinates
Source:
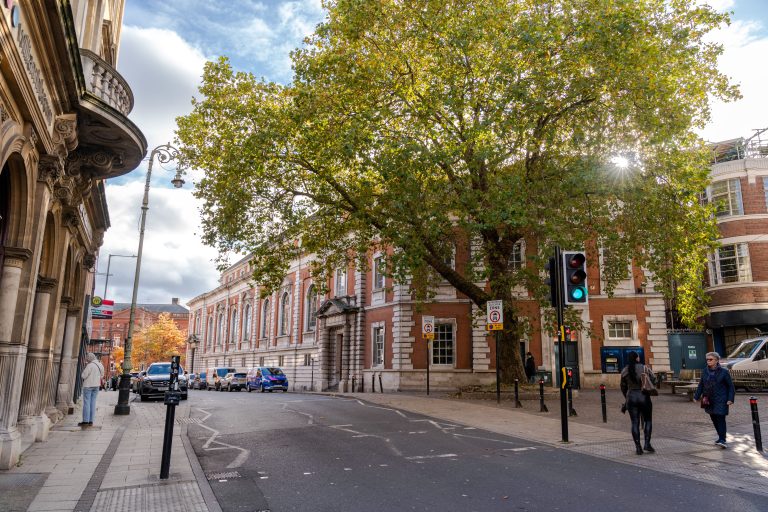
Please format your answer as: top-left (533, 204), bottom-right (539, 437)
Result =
top-left (207, 317), bottom-right (213, 349)
top-left (507, 240), bottom-right (525, 271)
top-left (432, 323), bottom-right (455, 366)
top-left (261, 299), bottom-right (271, 338)
top-left (303, 354), bottom-right (312, 366)
top-left (195, 315), bottom-right (202, 335)
top-left (442, 244), bottom-right (456, 270)
top-left (278, 355), bottom-right (285, 366)
top-left (709, 243), bottom-right (752, 285)
top-left (243, 305), bottom-right (251, 343)
top-left (279, 291), bottom-right (291, 335)
top-left (372, 325), bottom-right (384, 366)
top-left (305, 285), bottom-right (318, 331)
top-left (373, 256), bottom-right (385, 290)
top-left (217, 313), bottom-right (225, 347)
top-left (335, 268), bottom-right (347, 296)
top-left (230, 309), bottom-right (238, 348)
top-left (709, 178), bottom-right (743, 218)
top-left (608, 321), bottom-right (632, 339)
top-left (259, 356), bottom-right (265, 366)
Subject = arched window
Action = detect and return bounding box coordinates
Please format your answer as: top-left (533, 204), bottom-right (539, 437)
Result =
top-left (243, 304), bottom-right (252, 345)
top-left (305, 285), bottom-right (318, 331)
top-left (279, 291), bottom-right (290, 336)
top-left (195, 314), bottom-right (202, 336)
top-left (261, 299), bottom-right (271, 338)
top-left (217, 313), bottom-right (225, 347)
top-left (206, 316), bottom-right (213, 351)
top-left (230, 309), bottom-right (238, 348)
top-left (335, 268), bottom-right (347, 296)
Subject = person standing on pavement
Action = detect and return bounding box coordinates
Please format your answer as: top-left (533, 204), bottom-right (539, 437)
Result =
top-left (524, 352), bottom-right (536, 384)
top-left (79, 353), bottom-right (104, 427)
top-left (693, 352), bottom-right (735, 449)
top-left (620, 351), bottom-right (655, 455)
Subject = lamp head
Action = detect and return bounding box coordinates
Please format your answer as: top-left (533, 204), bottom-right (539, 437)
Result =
top-left (171, 172), bottom-right (185, 189)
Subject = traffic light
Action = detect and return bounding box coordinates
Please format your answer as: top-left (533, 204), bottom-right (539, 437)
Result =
top-left (562, 251), bottom-right (588, 305)
top-left (561, 367), bottom-right (575, 389)
top-left (545, 257), bottom-right (560, 307)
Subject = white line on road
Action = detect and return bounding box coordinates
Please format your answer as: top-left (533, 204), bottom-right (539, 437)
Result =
top-left (405, 453), bottom-right (459, 460)
top-left (194, 408), bottom-right (251, 468)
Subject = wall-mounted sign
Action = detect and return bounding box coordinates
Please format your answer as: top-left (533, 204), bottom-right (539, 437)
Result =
top-left (91, 298), bottom-right (114, 319)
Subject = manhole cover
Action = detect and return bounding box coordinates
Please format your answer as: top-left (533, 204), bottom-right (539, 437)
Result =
top-left (206, 471), bottom-right (242, 480)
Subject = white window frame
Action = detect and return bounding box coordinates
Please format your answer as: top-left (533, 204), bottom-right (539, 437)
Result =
top-left (607, 321), bottom-right (632, 340)
top-left (507, 240), bottom-right (525, 271)
top-left (230, 309), bottom-right (238, 348)
top-left (708, 243), bottom-right (752, 285)
top-left (431, 319), bottom-right (456, 367)
top-left (305, 285), bottom-right (318, 331)
top-left (279, 291), bottom-right (291, 336)
top-left (217, 313), bottom-right (225, 347)
top-left (373, 255), bottom-right (386, 290)
top-left (708, 178), bottom-right (743, 218)
top-left (602, 315), bottom-right (638, 346)
top-left (261, 299), bottom-right (271, 339)
top-left (243, 304), bottom-right (251, 343)
top-left (372, 323), bottom-right (385, 367)
top-left (335, 268), bottom-right (347, 296)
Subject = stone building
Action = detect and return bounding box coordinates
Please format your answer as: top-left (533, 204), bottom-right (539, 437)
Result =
top-left (0, 1), bottom-right (145, 469)
top-left (706, 129), bottom-right (768, 354)
top-left (186, 245), bottom-right (670, 394)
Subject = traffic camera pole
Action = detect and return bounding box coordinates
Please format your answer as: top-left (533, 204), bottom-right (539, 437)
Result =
top-left (554, 246), bottom-right (569, 442)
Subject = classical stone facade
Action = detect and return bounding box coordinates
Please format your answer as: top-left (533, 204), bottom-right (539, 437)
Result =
top-left (0, 1), bottom-right (145, 469)
top-left (186, 247), bottom-right (670, 395)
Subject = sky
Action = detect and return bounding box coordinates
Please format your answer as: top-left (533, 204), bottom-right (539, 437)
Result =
top-left (96, 0), bottom-right (768, 308)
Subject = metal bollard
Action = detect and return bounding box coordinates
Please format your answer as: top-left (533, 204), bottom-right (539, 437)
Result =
top-left (378, 373), bottom-right (383, 393)
top-left (372, 373), bottom-right (376, 393)
top-left (567, 386), bottom-right (577, 416)
top-left (539, 379), bottom-right (548, 412)
top-left (600, 384), bottom-right (607, 423)
top-left (514, 379), bottom-right (523, 408)
top-left (750, 396), bottom-right (763, 452)
top-left (352, 377), bottom-right (356, 393)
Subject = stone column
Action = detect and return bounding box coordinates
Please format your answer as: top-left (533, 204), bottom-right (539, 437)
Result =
top-left (17, 278), bottom-right (57, 442)
top-left (341, 318), bottom-right (352, 392)
top-left (55, 308), bottom-right (79, 415)
top-left (44, 302), bottom-right (68, 422)
top-left (0, 249), bottom-right (32, 470)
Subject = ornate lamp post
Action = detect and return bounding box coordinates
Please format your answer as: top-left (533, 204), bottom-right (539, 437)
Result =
top-left (115, 144), bottom-right (185, 415)
top-left (187, 335), bottom-right (200, 375)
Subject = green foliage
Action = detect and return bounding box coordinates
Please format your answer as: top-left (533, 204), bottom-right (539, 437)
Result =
top-left (176, 0), bottom-right (737, 379)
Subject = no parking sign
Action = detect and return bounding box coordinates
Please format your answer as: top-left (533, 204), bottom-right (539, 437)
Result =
top-left (486, 300), bottom-right (503, 331)
top-left (422, 315), bottom-right (435, 340)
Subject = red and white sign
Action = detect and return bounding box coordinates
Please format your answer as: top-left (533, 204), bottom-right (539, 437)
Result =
top-left (91, 298), bottom-right (114, 319)
top-left (486, 300), bottom-right (503, 331)
top-left (422, 315), bottom-right (435, 340)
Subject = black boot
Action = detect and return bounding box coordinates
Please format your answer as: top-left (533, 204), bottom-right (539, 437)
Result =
top-left (643, 436), bottom-right (655, 453)
top-left (634, 440), bottom-right (643, 455)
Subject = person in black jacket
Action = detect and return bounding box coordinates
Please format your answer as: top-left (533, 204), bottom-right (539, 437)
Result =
top-left (694, 352), bottom-right (736, 449)
top-left (524, 352), bottom-right (536, 384)
top-left (620, 351), bottom-right (655, 455)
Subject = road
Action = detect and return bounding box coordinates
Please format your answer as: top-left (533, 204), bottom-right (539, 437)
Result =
top-left (184, 389), bottom-right (768, 512)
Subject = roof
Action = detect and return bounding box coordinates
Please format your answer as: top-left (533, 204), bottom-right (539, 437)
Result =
top-left (113, 303), bottom-right (189, 314)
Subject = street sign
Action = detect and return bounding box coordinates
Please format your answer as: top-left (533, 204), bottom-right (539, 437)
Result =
top-left (486, 300), bottom-right (503, 331)
top-left (91, 298), bottom-right (114, 319)
top-left (422, 315), bottom-right (435, 340)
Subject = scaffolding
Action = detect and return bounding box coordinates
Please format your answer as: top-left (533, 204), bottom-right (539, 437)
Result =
top-left (710, 127), bottom-right (768, 163)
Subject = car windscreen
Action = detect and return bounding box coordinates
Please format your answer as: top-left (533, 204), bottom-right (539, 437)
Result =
top-left (199, 373), bottom-right (206, 379)
top-left (727, 339), bottom-right (763, 359)
top-left (216, 368), bottom-right (233, 377)
top-left (234, 373), bottom-right (247, 378)
top-left (147, 364), bottom-right (171, 375)
top-left (264, 367), bottom-right (284, 376)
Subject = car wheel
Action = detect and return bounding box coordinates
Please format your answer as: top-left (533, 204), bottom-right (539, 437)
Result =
top-left (260, 385), bottom-right (266, 393)
top-left (283, 389), bottom-right (288, 393)
top-left (182, 394), bottom-right (188, 400)
top-left (247, 386), bottom-right (252, 392)
top-left (140, 394), bottom-right (147, 402)
top-left (268, 388), bottom-right (273, 393)
top-left (228, 386), bottom-right (233, 392)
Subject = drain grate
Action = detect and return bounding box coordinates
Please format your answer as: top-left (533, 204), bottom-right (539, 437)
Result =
top-left (205, 471), bottom-right (242, 480)
top-left (175, 417), bottom-right (202, 424)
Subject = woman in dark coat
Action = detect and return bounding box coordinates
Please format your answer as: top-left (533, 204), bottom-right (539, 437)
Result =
top-left (620, 351), bottom-right (655, 455)
top-left (524, 352), bottom-right (536, 384)
top-left (694, 352), bottom-right (736, 449)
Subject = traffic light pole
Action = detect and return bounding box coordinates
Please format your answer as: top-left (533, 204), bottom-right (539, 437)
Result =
top-left (554, 246), bottom-right (569, 443)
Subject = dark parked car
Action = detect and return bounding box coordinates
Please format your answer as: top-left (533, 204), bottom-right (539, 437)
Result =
top-left (221, 372), bottom-right (247, 392)
top-left (138, 362), bottom-right (188, 401)
top-left (247, 367), bottom-right (289, 392)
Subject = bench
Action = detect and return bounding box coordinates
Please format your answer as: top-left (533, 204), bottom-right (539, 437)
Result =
top-left (729, 369), bottom-right (768, 392)
top-left (677, 383), bottom-right (698, 401)
top-left (666, 369), bottom-right (700, 394)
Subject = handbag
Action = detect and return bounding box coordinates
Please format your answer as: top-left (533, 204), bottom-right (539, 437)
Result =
top-left (640, 367), bottom-right (658, 396)
top-left (701, 395), bottom-right (710, 408)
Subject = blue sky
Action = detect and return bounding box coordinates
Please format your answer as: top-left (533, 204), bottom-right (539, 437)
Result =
top-left (97, 0), bottom-right (768, 307)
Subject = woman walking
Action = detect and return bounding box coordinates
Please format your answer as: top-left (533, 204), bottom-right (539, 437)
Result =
top-left (620, 351), bottom-right (655, 455)
top-left (694, 352), bottom-right (736, 448)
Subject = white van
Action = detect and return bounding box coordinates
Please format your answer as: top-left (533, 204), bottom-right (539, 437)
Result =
top-left (720, 337), bottom-right (768, 371)
top-left (206, 366), bottom-right (237, 391)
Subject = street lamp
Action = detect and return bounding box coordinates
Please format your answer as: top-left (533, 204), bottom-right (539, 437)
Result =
top-left (103, 253), bottom-right (137, 299)
top-left (310, 355), bottom-right (316, 392)
top-left (115, 143), bottom-right (185, 415)
top-left (187, 335), bottom-right (199, 375)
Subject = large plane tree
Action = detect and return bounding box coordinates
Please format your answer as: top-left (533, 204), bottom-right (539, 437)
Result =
top-left (176, 0), bottom-right (736, 382)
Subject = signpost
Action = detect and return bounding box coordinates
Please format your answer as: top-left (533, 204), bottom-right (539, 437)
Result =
top-left (160, 355), bottom-right (181, 480)
top-left (90, 297), bottom-right (114, 319)
top-left (487, 300), bottom-right (504, 403)
top-left (422, 316), bottom-right (434, 395)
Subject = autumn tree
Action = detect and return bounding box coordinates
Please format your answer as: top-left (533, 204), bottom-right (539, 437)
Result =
top-left (113, 346), bottom-right (124, 374)
top-left (131, 313), bottom-right (187, 370)
top-left (176, 0), bottom-right (737, 382)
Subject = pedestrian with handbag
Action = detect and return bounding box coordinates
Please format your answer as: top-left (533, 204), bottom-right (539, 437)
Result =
top-left (620, 351), bottom-right (656, 455)
top-left (78, 353), bottom-right (104, 427)
top-left (693, 352), bottom-right (735, 449)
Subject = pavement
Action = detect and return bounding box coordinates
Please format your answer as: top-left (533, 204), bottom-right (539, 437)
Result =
top-left (2, 384), bottom-right (768, 511)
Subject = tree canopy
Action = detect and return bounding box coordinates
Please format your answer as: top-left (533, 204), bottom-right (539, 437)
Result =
top-left (176, 0), bottom-right (737, 381)
top-left (130, 313), bottom-right (187, 370)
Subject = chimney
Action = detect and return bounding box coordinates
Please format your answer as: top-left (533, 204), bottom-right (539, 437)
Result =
top-left (172, 297), bottom-right (179, 305)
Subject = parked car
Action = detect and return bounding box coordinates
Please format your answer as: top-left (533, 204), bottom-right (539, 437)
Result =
top-left (721, 336), bottom-right (768, 371)
top-left (220, 372), bottom-right (247, 392)
top-left (131, 371), bottom-right (145, 393)
top-left (206, 367), bottom-right (237, 391)
top-left (247, 367), bottom-right (289, 392)
top-left (137, 362), bottom-right (188, 401)
top-left (193, 372), bottom-right (208, 390)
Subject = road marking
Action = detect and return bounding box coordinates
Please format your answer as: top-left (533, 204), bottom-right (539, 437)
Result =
top-left (194, 408), bottom-right (251, 468)
top-left (405, 453), bottom-right (458, 460)
top-left (503, 447), bottom-right (537, 452)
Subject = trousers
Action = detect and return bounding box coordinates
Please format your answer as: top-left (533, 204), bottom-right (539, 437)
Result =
top-left (82, 386), bottom-right (99, 423)
top-left (626, 389), bottom-right (652, 444)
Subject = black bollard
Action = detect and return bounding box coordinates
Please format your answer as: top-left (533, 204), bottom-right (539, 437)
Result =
top-left (514, 379), bottom-right (523, 408)
top-left (379, 373), bottom-right (383, 393)
top-left (539, 379), bottom-right (548, 412)
top-left (567, 386), bottom-right (577, 417)
top-left (352, 377), bottom-right (356, 393)
top-left (372, 373), bottom-right (376, 393)
top-left (750, 396), bottom-right (763, 452)
top-left (600, 384), bottom-right (607, 423)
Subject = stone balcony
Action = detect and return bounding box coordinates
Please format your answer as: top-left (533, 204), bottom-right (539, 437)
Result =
top-left (80, 49), bottom-right (133, 116)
